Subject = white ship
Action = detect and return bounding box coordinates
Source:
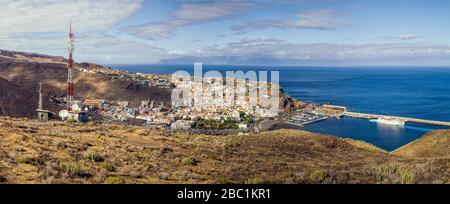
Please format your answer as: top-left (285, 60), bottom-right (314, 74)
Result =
top-left (370, 117), bottom-right (405, 127)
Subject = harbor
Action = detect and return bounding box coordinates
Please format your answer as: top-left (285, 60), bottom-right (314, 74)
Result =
top-left (279, 104), bottom-right (450, 135)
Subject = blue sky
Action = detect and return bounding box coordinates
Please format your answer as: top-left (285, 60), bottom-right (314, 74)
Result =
top-left (1, 0), bottom-right (450, 65)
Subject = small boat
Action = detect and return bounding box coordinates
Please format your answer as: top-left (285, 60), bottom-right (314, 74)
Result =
top-left (370, 117), bottom-right (405, 127)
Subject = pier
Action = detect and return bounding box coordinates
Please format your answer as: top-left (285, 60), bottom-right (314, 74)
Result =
top-left (343, 111), bottom-right (450, 127)
top-left (298, 116), bottom-right (329, 126)
top-left (282, 117), bottom-right (329, 127)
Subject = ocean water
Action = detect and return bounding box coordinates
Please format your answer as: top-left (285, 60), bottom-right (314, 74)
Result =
top-left (107, 64), bottom-right (450, 151)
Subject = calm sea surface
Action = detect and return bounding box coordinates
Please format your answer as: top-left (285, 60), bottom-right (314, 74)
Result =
top-left (107, 64), bottom-right (450, 151)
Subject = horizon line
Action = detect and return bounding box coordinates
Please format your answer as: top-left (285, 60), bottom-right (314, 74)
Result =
top-left (102, 63), bottom-right (450, 68)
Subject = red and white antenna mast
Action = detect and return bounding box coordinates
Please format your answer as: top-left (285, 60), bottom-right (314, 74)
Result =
top-left (67, 21), bottom-right (75, 111)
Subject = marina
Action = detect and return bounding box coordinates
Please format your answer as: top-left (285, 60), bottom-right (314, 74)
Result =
top-left (282, 109), bottom-right (450, 129)
top-left (278, 104), bottom-right (450, 151)
top-left (282, 112), bottom-right (329, 127)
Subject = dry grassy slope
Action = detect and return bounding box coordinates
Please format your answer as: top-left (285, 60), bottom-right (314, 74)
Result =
top-left (0, 77), bottom-right (37, 118)
top-left (0, 49), bottom-right (66, 64)
top-left (0, 118), bottom-right (448, 184)
top-left (0, 53), bottom-right (171, 117)
top-left (393, 130), bottom-right (450, 158)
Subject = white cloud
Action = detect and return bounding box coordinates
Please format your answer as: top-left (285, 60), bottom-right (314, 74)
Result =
top-left (0, 0), bottom-right (151, 63)
top-left (125, 1), bottom-right (254, 39)
top-left (0, 32), bottom-right (167, 63)
top-left (0, 0), bottom-right (143, 33)
top-left (232, 9), bottom-right (348, 31)
top-left (76, 33), bottom-right (167, 63)
top-left (400, 34), bottom-right (421, 40)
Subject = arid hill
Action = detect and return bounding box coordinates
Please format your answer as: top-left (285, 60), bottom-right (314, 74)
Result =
top-left (393, 130), bottom-right (450, 158)
top-left (0, 77), bottom-right (37, 118)
top-left (0, 49), bottom-right (172, 118)
top-left (0, 117), bottom-right (448, 184)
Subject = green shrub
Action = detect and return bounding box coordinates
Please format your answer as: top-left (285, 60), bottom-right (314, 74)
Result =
top-left (309, 169), bottom-right (327, 183)
top-left (374, 163), bottom-right (398, 182)
top-left (193, 118), bottom-right (239, 130)
top-left (58, 162), bottom-right (87, 177)
top-left (17, 156), bottom-right (33, 164)
top-left (83, 150), bottom-right (104, 162)
top-left (100, 162), bottom-right (115, 172)
top-left (181, 157), bottom-right (198, 166)
top-left (67, 117), bottom-right (78, 123)
top-left (399, 169), bottom-right (416, 184)
top-left (240, 112), bottom-right (254, 124)
top-left (104, 176), bottom-right (125, 184)
top-left (373, 163), bottom-right (415, 184)
top-left (215, 175), bottom-right (231, 184)
top-left (245, 177), bottom-right (265, 184)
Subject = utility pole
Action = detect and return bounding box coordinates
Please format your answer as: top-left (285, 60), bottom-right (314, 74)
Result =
top-left (38, 82), bottom-right (43, 110)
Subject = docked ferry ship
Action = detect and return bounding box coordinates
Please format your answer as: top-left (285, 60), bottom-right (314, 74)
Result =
top-left (370, 117), bottom-right (405, 127)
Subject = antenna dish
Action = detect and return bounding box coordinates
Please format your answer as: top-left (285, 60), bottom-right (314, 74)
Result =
top-left (72, 104), bottom-right (80, 111)
top-left (59, 110), bottom-right (69, 118)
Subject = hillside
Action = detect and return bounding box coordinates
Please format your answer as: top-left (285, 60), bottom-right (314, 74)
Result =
top-left (0, 117), bottom-right (448, 184)
top-left (393, 130), bottom-right (450, 158)
top-left (0, 77), bottom-right (37, 118)
top-left (0, 49), bottom-right (172, 117)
